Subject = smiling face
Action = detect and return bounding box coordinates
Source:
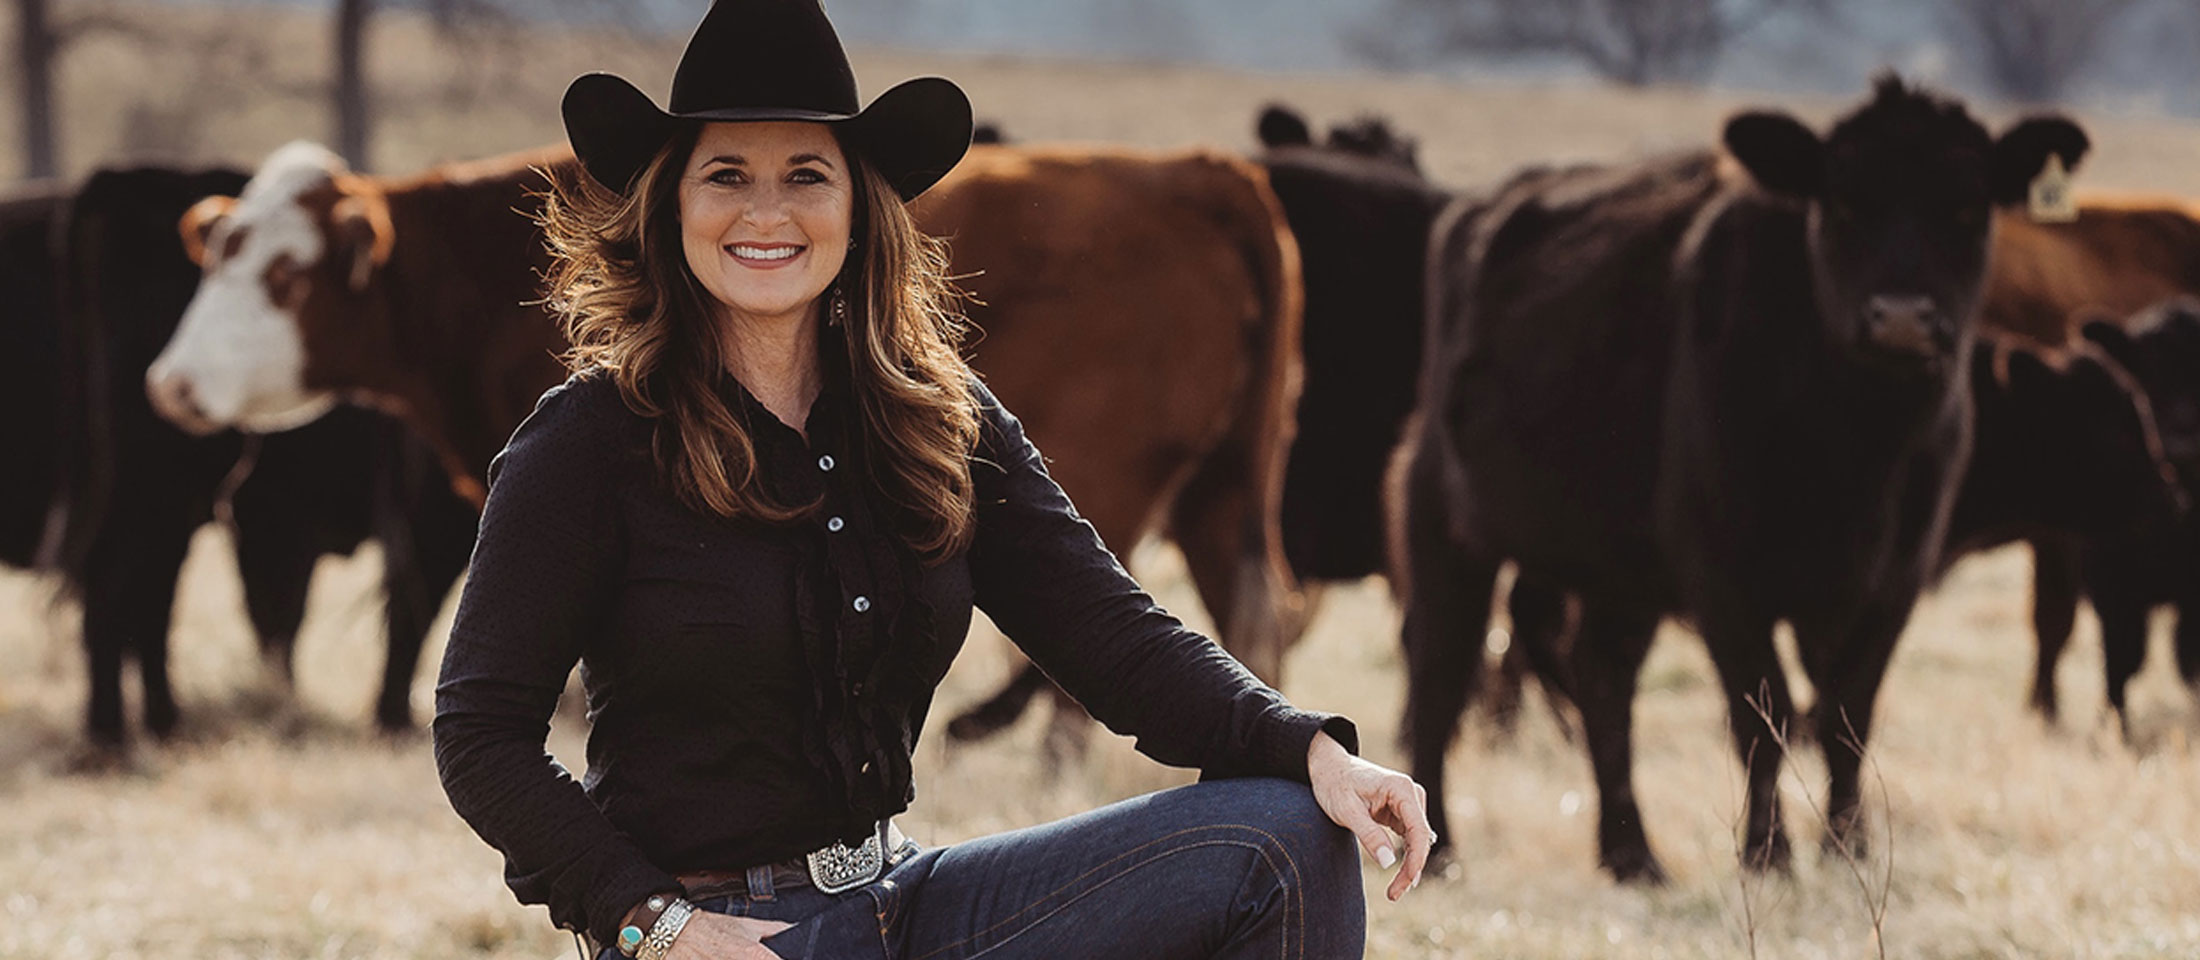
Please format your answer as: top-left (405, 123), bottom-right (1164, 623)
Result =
top-left (678, 121), bottom-right (854, 331)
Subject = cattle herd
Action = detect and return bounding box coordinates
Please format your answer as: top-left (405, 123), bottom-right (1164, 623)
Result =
top-left (7, 73), bottom-right (2200, 883)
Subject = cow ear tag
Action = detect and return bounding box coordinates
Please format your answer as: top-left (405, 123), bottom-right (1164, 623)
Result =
top-left (2028, 153), bottom-right (2077, 223)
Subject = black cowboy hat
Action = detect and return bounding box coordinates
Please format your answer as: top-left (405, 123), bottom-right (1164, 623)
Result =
top-left (562, 0), bottom-right (972, 200)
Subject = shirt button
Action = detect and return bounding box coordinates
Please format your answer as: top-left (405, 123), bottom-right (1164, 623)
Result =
top-left (852, 596), bottom-right (871, 613)
top-left (827, 516), bottom-right (845, 532)
top-left (818, 454), bottom-right (836, 472)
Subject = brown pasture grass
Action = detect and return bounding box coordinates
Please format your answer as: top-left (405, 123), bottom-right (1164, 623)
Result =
top-left (3, 4), bottom-right (2200, 958)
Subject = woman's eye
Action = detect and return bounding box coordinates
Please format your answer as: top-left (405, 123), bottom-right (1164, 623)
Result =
top-left (706, 169), bottom-right (746, 185)
top-left (789, 168), bottom-right (827, 185)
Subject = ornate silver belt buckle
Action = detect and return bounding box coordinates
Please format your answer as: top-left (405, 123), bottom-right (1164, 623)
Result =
top-left (806, 824), bottom-right (886, 895)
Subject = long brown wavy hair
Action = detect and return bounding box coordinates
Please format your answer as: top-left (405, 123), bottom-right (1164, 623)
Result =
top-left (540, 123), bottom-right (980, 558)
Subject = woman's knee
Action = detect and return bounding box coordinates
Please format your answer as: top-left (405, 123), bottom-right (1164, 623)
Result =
top-left (1188, 778), bottom-right (1360, 882)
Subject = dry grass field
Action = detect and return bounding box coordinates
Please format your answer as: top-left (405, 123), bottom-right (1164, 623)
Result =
top-left (3, 5), bottom-right (2200, 958)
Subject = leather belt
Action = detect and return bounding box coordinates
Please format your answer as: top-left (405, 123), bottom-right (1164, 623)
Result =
top-left (677, 820), bottom-right (910, 900)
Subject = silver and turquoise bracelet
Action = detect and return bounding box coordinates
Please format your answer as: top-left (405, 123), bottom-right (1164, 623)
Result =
top-left (636, 898), bottom-right (696, 960)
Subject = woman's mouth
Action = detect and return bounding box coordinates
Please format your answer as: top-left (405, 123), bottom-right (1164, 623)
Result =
top-left (726, 243), bottom-right (805, 269)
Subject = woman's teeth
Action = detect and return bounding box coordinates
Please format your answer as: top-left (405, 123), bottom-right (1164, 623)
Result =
top-left (730, 245), bottom-right (801, 260)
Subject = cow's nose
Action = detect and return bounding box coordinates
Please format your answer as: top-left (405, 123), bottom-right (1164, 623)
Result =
top-left (145, 368), bottom-right (221, 436)
top-left (1863, 295), bottom-right (1942, 355)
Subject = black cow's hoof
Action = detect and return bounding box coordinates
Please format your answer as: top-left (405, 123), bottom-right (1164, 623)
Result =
top-left (2029, 686), bottom-right (2061, 724)
top-left (1743, 831), bottom-right (1793, 873)
top-left (1603, 846), bottom-right (1669, 885)
top-left (373, 720), bottom-right (426, 747)
top-left (1820, 823), bottom-right (1869, 861)
top-left (62, 740), bottom-right (134, 776)
top-left (1426, 835), bottom-right (1458, 872)
top-left (374, 702), bottom-right (415, 735)
top-left (145, 704), bottom-right (181, 742)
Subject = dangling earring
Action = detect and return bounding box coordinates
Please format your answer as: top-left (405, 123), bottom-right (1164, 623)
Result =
top-left (828, 285), bottom-right (848, 328)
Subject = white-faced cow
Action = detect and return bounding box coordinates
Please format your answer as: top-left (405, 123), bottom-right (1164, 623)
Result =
top-left (0, 168), bottom-right (473, 753)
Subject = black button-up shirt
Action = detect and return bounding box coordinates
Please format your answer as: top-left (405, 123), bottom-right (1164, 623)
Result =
top-left (432, 366), bottom-right (1357, 946)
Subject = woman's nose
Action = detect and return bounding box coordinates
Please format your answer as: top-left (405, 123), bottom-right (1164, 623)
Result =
top-left (739, 186), bottom-right (797, 228)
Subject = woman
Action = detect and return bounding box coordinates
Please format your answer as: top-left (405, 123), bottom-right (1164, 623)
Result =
top-left (433, 2), bottom-right (1433, 958)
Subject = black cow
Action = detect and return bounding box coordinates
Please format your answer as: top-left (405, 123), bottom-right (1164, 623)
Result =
top-left (2033, 301), bottom-right (2200, 731)
top-left (943, 107), bottom-right (1450, 744)
top-left (0, 183), bottom-right (69, 570)
top-left (1504, 319), bottom-right (2200, 741)
top-left (1398, 76), bottom-right (2087, 880)
top-left (15, 168), bottom-right (474, 752)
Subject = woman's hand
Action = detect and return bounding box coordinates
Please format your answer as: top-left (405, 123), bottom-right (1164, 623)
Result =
top-left (664, 911), bottom-right (793, 959)
top-left (1307, 730), bottom-right (1436, 902)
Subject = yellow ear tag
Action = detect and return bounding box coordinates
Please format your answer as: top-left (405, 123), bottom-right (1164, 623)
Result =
top-left (2028, 153), bottom-right (2077, 223)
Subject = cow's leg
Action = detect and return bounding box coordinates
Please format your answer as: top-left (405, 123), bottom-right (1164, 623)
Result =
top-left (80, 599), bottom-right (128, 751)
top-left (1569, 602), bottom-right (1664, 883)
top-left (80, 514), bottom-right (198, 745)
top-left (228, 497), bottom-right (318, 691)
top-left (1486, 575), bottom-right (1575, 737)
top-left (2177, 607), bottom-right (2200, 693)
top-left (2028, 538), bottom-right (2081, 721)
top-left (1801, 597), bottom-right (1912, 859)
top-left (1513, 574), bottom-right (1579, 734)
top-left (373, 445), bottom-right (479, 733)
top-left (1699, 610), bottom-right (1794, 873)
top-left (2091, 582), bottom-right (2149, 742)
top-left (2170, 553), bottom-right (2200, 695)
top-left (1395, 440), bottom-right (1497, 863)
top-left (1169, 459), bottom-right (1300, 686)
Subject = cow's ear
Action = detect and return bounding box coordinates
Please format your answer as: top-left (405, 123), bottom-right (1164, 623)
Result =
top-left (177, 195), bottom-right (236, 267)
top-left (1257, 104), bottom-right (1313, 148)
top-left (332, 184), bottom-right (393, 293)
top-left (1723, 111), bottom-right (1823, 199)
top-left (1991, 115), bottom-right (2089, 206)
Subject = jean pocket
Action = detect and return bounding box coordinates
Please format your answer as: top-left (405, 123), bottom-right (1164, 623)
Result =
top-left (757, 885), bottom-right (891, 960)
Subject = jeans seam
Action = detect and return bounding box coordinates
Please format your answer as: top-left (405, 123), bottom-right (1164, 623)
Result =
top-left (910, 823), bottom-right (1303, 960)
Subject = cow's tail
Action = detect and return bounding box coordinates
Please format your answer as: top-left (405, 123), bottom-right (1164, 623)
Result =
top-left (1166, 154), bottom-right (1309, 682)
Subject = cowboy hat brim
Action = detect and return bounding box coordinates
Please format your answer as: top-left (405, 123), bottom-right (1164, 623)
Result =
top-left (562, 72), bottom-right (972, 201)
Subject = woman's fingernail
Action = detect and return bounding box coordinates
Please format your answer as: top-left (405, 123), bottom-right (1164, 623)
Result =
top-left (1377, 846), bottom-right (1397, 869)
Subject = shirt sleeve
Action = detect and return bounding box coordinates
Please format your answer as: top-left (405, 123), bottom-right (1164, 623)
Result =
top-left (430, 376), bottom-right (678, 946)
top-left (965, 379), bottom-right (1359, 781)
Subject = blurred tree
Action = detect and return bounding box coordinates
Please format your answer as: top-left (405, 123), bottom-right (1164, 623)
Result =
top-left (1361, 0), bottom-right (1821, 86)
top-left (335, 0), bottom-right (371, 169)
top-left (1941, 0), bottom-right (2144, 102)
top-left (16, 0), bottom-right (57, 178)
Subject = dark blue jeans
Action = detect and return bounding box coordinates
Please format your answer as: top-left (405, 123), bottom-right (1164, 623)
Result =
top-left (600, 778), bottom-right (1364, 959)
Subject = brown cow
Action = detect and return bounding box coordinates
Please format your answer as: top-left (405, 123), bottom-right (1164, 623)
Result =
top-left (1987, 196), bottom-right (2200, 346)
top-left (146, 141), bottom-right (577, 506)
top-left (144, 140), bottom-right (1307, 718)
